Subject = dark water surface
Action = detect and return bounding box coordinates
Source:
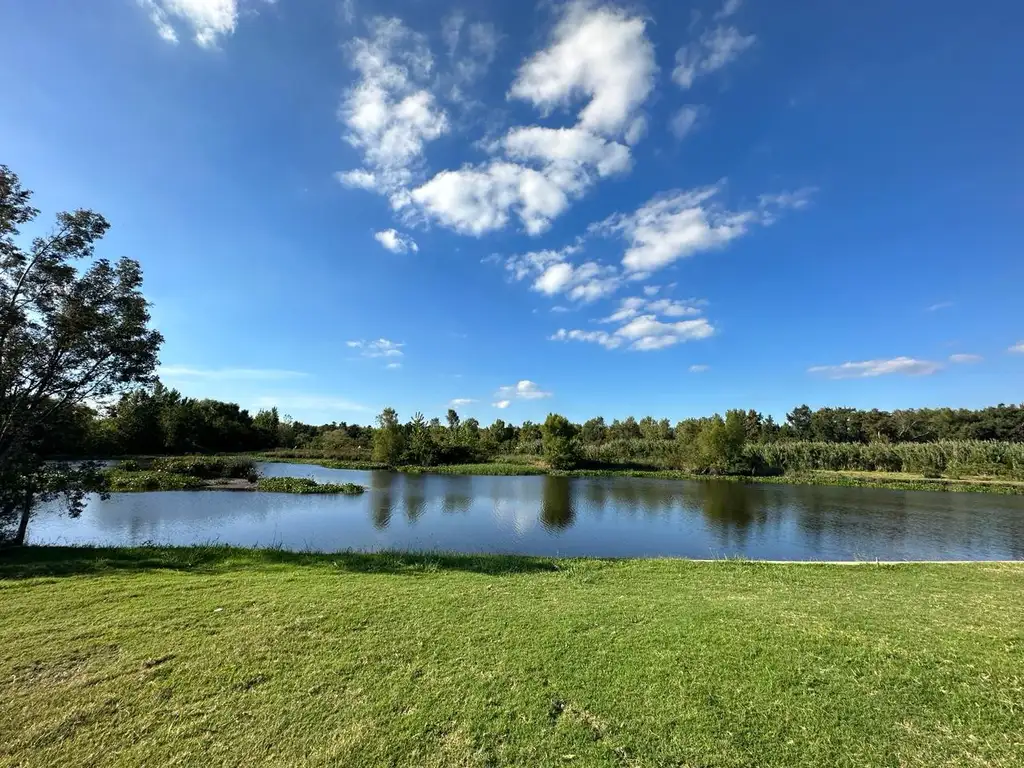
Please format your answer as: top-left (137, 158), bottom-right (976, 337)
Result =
top-left (28, 462), bottom-right (1024, 560)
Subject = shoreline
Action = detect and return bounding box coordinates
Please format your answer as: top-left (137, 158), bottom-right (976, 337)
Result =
top-left (247, 455), bottom-right (1024, 495)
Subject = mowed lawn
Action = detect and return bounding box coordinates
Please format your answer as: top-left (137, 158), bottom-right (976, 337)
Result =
top-left (1, 548), bottom-right (1022, 767)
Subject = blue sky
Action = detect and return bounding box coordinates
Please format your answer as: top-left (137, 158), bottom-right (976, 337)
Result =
top-left (2, 0), bottom-right (1022, 424)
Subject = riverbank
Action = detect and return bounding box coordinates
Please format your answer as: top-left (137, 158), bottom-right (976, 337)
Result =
top-left (1, 546), bottom-right (1021, 767)
top-left (249, 454), bottom-right (1024, 494)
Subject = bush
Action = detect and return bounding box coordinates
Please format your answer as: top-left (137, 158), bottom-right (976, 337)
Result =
top-left (149, 457), bottom-right (258, 481)
top-left (542, 414), bottom-right (581, 470)
top-left (255, 477), bottom-right (365, 494)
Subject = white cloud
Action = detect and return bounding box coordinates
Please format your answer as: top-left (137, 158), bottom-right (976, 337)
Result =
top-left (926, 301), bottom-right (954, 312)
top-left (503, 243), bottom-right (582, 281)
top-left (549, 329), bottom-right (621, 349)
top-left (670, 105), bottom-right (704, 139)
top-left (808, 357), bottom-right (943, 379)
top-left (495, 380), bottom-right (552, 401)
top-left (386, 362), bottom-right (402, 370)
top-left (341, 0), bottom-right (356, 25)
top-left (493, 400), bottom-right (511, 409)
top-left (1009, 341), bottom-right (1024, 354)
top-left (508, 1), bottom-right (656, 136)
top-left (642, 285), bottom-right (660, 297)
top-left (449, 398), bottom-right (477, 406)
top-left (674, 24), bottom-right (756, 89)
top-left (140, 0), bottom-right (244, 48)
top-left (374, 228), bottom-right (419, 253)
top-left (596, 184), bottom-right (812, 274)
top-left (689, 364), bottom-right (710, 373)
top-left (502, 126), bottom-right (632, 178)
top-left (949, 353), bottom-right (982, 364)
top-left (646, 298), bottom-right (705, 317)
top-left (158, 365), bottom-right (307, 380)
top-left (532, 261), bottom-right (620, 303)
top-left (554, 304), bottom-right (715, 352)
top-left (411, 162), bottom-right (572, 236)
top-left (347, 338), bottom-right (405, 358)
top-left (337, 18), bottom-right (448, 202)
top-left (715, 0), bottom-right (743, 20)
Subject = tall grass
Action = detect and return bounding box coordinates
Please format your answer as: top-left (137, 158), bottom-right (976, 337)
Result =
top-left (750, 441), bottom-right (1024, 479)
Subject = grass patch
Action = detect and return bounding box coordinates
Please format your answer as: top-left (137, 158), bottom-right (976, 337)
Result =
top-left (255, 477), bottom-right (365, 494)
top-left (1, 546), bottom-right (1022, 766)
top-left (103, 470), bottom-right (205, 492)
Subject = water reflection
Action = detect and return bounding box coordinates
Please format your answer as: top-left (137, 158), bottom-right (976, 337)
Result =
top-left (540, 476), bottom-right (574, 531)
top-left (27, 462), bottom-right (1024, 560)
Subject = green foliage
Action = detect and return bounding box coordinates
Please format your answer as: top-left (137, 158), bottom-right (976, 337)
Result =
top-left (149, 457), bottom-right (258, 481)
top-left (105, 470), bottom-right (205, 492)
top-left (404, 412), bottom-right (438, 466)
top-left (542, 413), bottom-right (581, 470)
top-left (372, 408), bottom-right (406, 466)
top-left (0, 164), bottom-right (162, 543)
top-left (254, 477), bottom-right (364, 494)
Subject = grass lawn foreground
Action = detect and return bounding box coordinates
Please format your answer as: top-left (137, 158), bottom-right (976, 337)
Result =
top-left (1, 547), bottom-right (1022, 767)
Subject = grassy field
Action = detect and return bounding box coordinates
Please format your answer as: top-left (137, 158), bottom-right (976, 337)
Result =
top-left (251, 454), bottom-right (1024, 494)
top-left (1, 547), bottom-right (1022, 767)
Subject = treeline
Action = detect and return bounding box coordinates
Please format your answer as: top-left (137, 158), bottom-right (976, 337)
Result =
top-left (44, 386), bottom-right (1024, 479)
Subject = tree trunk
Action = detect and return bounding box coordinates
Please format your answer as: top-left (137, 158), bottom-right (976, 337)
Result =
top-left (13, 499), bottom-right (30, 546)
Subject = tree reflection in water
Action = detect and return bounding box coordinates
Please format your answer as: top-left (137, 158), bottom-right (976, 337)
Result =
top-left (368, 470), bottom-right (395, 530)
top-left (402, 474), bottom-right (427, 524)
top-left (441, 475), bottom-right (472, 515)
top-left (540, 476), bottom-right (575, 531)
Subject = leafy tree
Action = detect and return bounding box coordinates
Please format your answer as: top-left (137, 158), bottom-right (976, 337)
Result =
top-left (405, 412), bottom-right (437, 466)
top-left (446, 408), bottom-right (461, 434)
top-left (786, 405), bottom-right (813, 440)
top-left (372, 407), bottom-right (405, 466)
top-left (541, 413), bottom-right (580, 470)
top-left (581, 416), bottom-right (607, 444)
top-left (0, 165), bottom-right (162, 544)
top-left (253, 407), bottom-right (280, 448)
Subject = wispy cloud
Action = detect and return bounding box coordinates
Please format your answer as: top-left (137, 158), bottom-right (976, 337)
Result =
top-left (554, 295), bottom-right (713, 352)
top-left (492, 400), bottom-right (511, 409)
top-left (158, 365), bottom-right (307, 381)
top-left (926, 301), bottom-right (955, 312)
top-left (385, 362), bottom-right (402, 370)
top-left (949, 353), bottom-right (982, 364)
top-left (594, 183), bottom-right (813, 274)
top-left (139, 0), bottom-right (252, 48)
top-left (673, 12), bottom-right (755, 90)
top-left (1009, 341), bottom-right (1024, 354)
top-left (449, 398), bottom-right (477, 406)
top-left (808, 357), bottom-right (942, 379)
top-left (689, 364), bottom-right (710, 373)
top-left (374, 229), bottom-right (419, 253)
top-left (670, 105), bottom-right (704, 140)
top-left (346, 338), bottom-right (405, 358)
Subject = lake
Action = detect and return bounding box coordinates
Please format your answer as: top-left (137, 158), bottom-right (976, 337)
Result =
top-left (27, 462), bottom-right (1024, 560)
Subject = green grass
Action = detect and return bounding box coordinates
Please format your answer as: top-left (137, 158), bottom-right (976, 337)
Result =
top-left (255, 477), bottom-right (365, 494)
top-left (103, 470), bottom-right (206, 491)
top-left (1, 546), bottom-right (1022, 767)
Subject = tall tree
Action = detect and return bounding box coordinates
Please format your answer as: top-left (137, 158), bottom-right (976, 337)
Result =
top-left (0, 165), bottom-right (162, 544)
top-left (372, 407), bottom-right (405, 466)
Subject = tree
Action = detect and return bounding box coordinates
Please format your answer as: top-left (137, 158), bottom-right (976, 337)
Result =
top-left (1, 165), bottom-right (163, 544)
top-left (581, 416), bottom-right (607, 444)
top-left (372, 407), bottom-right (405, 466)
top-left (786, 405), bottom-right (813, 440)
top-left (446, 408), bottom-right (461, 434)
top-left (405, 412), bottom-right (437, 466)
top-left (542, 413), bottom-right (580, 470)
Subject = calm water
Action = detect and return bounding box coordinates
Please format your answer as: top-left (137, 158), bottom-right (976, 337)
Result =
top-left (27, 462), bottom-right (1024, 560)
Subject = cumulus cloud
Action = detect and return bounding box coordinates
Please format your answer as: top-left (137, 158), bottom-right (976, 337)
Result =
top-left (503, 242), bottom-right (582, 281)
top-left (346, 338), bottom-right (405, 358)
top-left (673, 24), bottom-right (755, 89)
top-left (596, 184), bottom-right (813, 274)
top-left (532, 261), bottom-right (620, 303)
top-left (670, 105), bottom-right (704, 139)
top-left (492, 400), bottom-right (511, 409)
top-left (508, 1), bottom-right (656, 136)
top-left (1009, 341), bottom-right (1024, 354)
top-left (495, 380), bottom-right (552, 401)
top-left (449, 398), bottom-right (477, 406)
top-left (808, 357), bottom-right (942, 379)
top-left (337, 18), bottom-right (448, 200)
top-left (554, 295), bottom-right (715, 352)
top-left (140, 0), bottom-right (246, 47)
top-left (410, 1), bottom-right (654, 236)
top-left (949, 353), bottom-right (982, 364)
top-left (374, 228), bottom-right (419, 253)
